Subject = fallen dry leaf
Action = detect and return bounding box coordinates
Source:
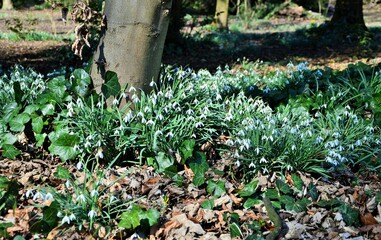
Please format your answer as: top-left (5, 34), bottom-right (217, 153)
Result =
top-left (360, 213), bottom-right (378, 226)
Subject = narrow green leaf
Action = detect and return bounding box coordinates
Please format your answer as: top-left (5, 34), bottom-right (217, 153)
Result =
top-left (238, 180), bottom-right (259, 197)
top-left (230, 222), bottom-right (242, 237)
top-left (276, 179), bottom-right (292, 194)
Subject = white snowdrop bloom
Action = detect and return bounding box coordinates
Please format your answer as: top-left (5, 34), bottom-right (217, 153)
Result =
top-left (315, 136), bottom-right (324, 144)
top-left (193, 98), bottom-right (199, 104)
top-left (57, 211), bottom-right (63, 218)
top-left (195, 122), bottom-right (204, 128)
top-left (216, 93), bottom-right (222, 101)
top-left (155, 130), bottom-right (163, 136)
top-left (249, 162), bottom-right (256, 169)
top-left (226, 139), bottom-right (234, 146)
top-left (132, 94), bottom-right (140, 103)
top-left (286, 165), bottom-right (293, 171)
top-left (95, 148), bottom-right (104, 159)
top-left (96, 101), bottom-right (103, 108)
top-left (129, 86), bottom-right (136, 92)
top-left (146, 119), bottom-right (155, 126)
top-left (62, 215), bottom-right (71, 225)
top-left (109, 196), bottom-right (118, 203)
top-left (192, 134), bottom-right (197, 138)
top-left (76, 194), bottom-right (86, 203)
top-left (33, 191), bottom-right (45, 201)
top-left (376, 139), bottom-right (381, 145)
top-left (356, 139), bottom-right (363, 146)
top-left (76, 161), bottom-right (83, 170)
top-left (69, 213), bottom-right (76, 221)
top-left (141, 118), bottom-right (147, 124)
top-left (65, 180), bottom-right (71, 189)
top-left (338, 145), bottom-right (345, 151)
top-left (235, 160), bottom-right (241, 167)
top-left (234, 151), bottom-right (240, 158)
top-left (255, 147), bottom-right (261, 155)
top-left (149, 80), bottom-right (156, 87)
top-left (90, 190), bottom-right (99, 197)
top-left (25, 189), bottom-right (34, 198)
top-left (165, 90), bottom-right (173, 99)
top-left (45, 192), bottom-right (54, 201)
top-left (262, 167), bottom-right (269, 174)
top-left (166, 132), bottom-right (174, 138)
top-left (186, 109), bottom-right (194, 115)
top-left (157, 91), bottom-right (163, 97)
top-left (137, 111), bottom-right (144, 118)
top-left (144, 106), bottom-right (150, 113)
top-left (112, 98), bottom-right (119, 106)
top-left (259, 157), bottom-right (267, 164)
top-left (291, 145), bottom-right (297, 151)
top-left (268, 135), bottom-right (274, 142)
top-left (156, 114), bottom-right (164, 120)
top-left (88, 210), bottom-right (97, 219)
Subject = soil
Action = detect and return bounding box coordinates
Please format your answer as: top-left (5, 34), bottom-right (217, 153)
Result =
top-left (0, 6), bottom-right (381, 75)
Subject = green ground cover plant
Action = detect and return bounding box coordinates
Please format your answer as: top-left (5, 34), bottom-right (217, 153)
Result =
top-left (1, 61), bottom-right (381, 238)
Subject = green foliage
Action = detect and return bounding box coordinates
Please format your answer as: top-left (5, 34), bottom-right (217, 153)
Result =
top-left (118, 205), bottom-right (160, 231)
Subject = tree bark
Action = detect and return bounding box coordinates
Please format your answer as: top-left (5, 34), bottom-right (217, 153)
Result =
top-left (331, 0), bottom-right (366, 28)
top-left (2, 0), bottom-right (13, 10)
top-left (91, 0), bottom-right (172, 102)
top-left (215, 0), bottom-right (229, 30)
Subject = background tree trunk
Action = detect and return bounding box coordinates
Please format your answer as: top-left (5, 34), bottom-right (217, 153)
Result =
top-left (91, 0), bottom-right (172, 101)
top-left (2, 0), bottom-right (13, 10)
top-left (215, 0), bottom-right (229, 30)
top-left (331, 0), bottom-right (366, 28)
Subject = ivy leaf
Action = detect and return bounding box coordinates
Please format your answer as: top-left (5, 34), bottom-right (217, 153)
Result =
top-left (48, 76), bottom-right (67, 99)
top-left (35, 133), bottom-right (47, 147)
top-left (32, 116), bottom-right (44, 134)
top-left (9, 113), bottom-right (30, 132)
top-left (72, 69), bottom-right (91, 97)
top-left (201, 198), bottom-right (214, 210)
top-left (265, 188), bottom-right (279, 200)
top-left (41, 103), bottom-right (55, 116)
top-left (339, 203), bottom-right (360, 227)
top-left (207, 180), bottom-right (226, 198)
top-left (101, 71), bottom-right (121, 99)
top-left (42, 201), bottom-right (59, 228)
top-left (292, 198), bottom-right (311, 213)
top-left (188, 151), bottom-right (209, 187)
top-left (54, 166), bottom-right (71, 180)
top-left (230, 222), bottom-right (242, 238)
top-left (48, 133), bottom-right (79, 161)
top-left (276, 179), bottom-right (292, 194)
top-left (144, 208), bottom-right (160, 226)
top-left (291, 174), bottom-right (304, 191)
top-left (307, 182), bottom-right (319, 201)
top-left (155, 152), bottom-right (174, 173)
top-left (280, 195), bottom-right (295, 211)
top-left (243, 197), bottom-right (261, 209)
top-left (2, 144), bottom-right (21, 159)
top-left (119, 209), bottom-right (140, 230)
top-left (238, 180), bottom-right (259, 197)
top-left (180, 139), bottom-right (195, 163)
top-left (24, 104), bottom-right (39, 115)
top-left (2, 133), bottom-right (17, 145)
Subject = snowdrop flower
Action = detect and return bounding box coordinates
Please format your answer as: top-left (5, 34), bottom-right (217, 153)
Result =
top-left (33, 191), bottom-right (45, 201)
top-left (166, 132), bottom-right (174, 138)
top-left (76, 161), bottom-right (83, 170)
top-left (129, 86), bottom-right (136, 92)
top-left (137, 111), bottom-right (144, 118)
top-left (262, 167), bottom-right (269, 174)
top-left (216, 93), bottom-right (222, 101)
top-left (90, 190), bottom-right (99, 197)
top-left (156, 114), bottom-right (164, 121)
top-left (195, 122), bottom-right (204, 128)
top-left (62, 215), bottom-right (71, 225)
top-left (95, 147), bottom-right (104, 159)
top-left (65, 180), bottom-right (71, 189)
top-left (235, 160), bottom-right (241, 167)
top-left (149, 80), bottom-right (156, 87)
top-left (146, 119), bottom-right (155, 126)
top-left (255, 147), bottom-right (261, 155)
top-left (45, 192), bottom-right (54, 201)
top-left (291, 145), bottom-right (297, 151)
top-left (76, 194), bottom-right (86, 203)
top-left (25, 189), bottom-right (34, 198)
top-left (249, 162), bottom-right (256, 169)
top-left (131, 94), bottom-right (140, 103)
top-left (144, 106), bottom-right (150, 113)
top-left (112, 98), bottom-right (119, 106)
top-left (259, 157), bottom-right (267, 164)
top-left (356, 139), bottom-right (363, 146)
top-left (88, 210), bottom-right (97, 219)
top-left (84, 140), bottom-right (91, 148)
top-left (186, 109), bottom-right (194, 115)
top-left (69, 213), bottom-right (76, 221)
top-left (57, 211), bottom-right (63, 218)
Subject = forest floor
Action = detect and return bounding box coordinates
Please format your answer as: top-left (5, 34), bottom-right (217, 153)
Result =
top-left (1, 4), bottom-right (381, 240)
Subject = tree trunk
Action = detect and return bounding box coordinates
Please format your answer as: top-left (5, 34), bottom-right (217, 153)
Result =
top-left (1, 0), bottom-right (13, 10)
top-left (215, 0), bottom-right (229, 30)
top-left (90, 0), bottom-right (172, 103)
top-left (331, 0), bottom-right (366, 28)
top-left (166, 0), bottom-right (184, 45)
